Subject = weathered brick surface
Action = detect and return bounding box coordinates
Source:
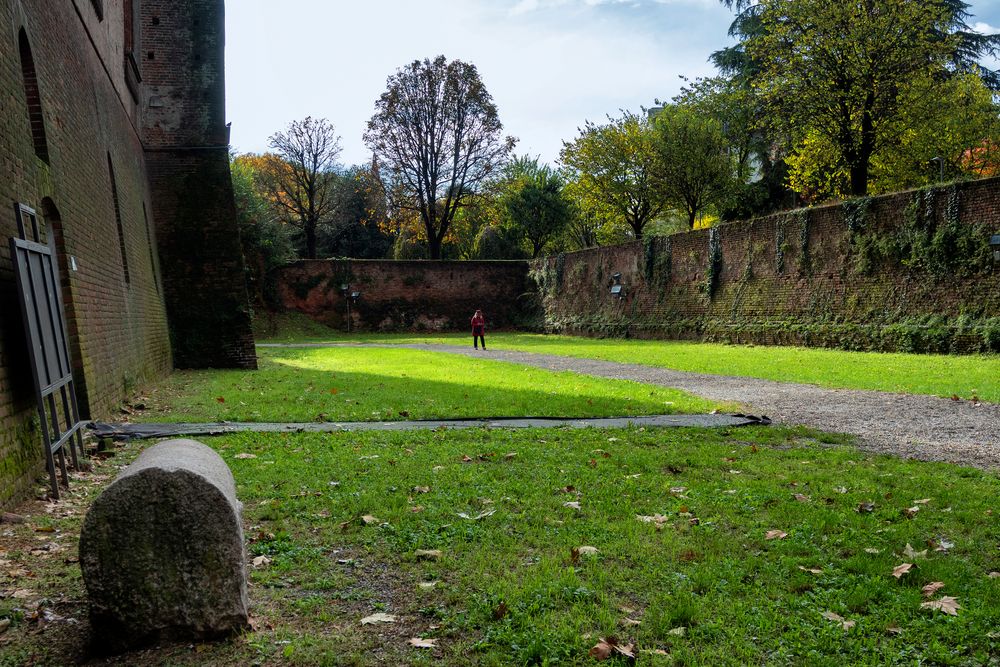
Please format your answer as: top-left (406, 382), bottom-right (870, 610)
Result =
top-left (274, 260), bottom-right (537, 332)
top-left (536, 178), bottom-right (1000, 351)
top-left (0, 0), bottom-right (253, 507)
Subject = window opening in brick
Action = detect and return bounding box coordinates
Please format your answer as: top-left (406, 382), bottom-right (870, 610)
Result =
top-left (142, 203), bottom-right (160, 295)
top-left (107, 154), bottom-right (130, 285)
top-left (41, 198), bottom-right (92, 418)
top-left (18, 29), bottom-right (49, 164)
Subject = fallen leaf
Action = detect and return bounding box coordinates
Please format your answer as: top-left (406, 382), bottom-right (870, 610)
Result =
top-left (886, 623), bottom-right (903, 635)
top-left (418, 581), bottom-right (438, 590)
top-left (913, 498), bottom-right (931, 505)
top-left (361, 515), bottom-right (380, 526)
top-left (234, 453), bottom-right (257, 460)
top-left (793, 494), bottom-right (811, 503)
top-left (461, 455), bottom-right (473, 463)
top-left (903, 543), bottom-right (928, 559)
top-left (932, 537), bottom-right (954, 553)
top-left (11, 589), bottom-right (33, 599)
top-left (412, 486), bottom-right (430, 494)
top-left (408, 637), bottom-right (437, 648)
top-left (864, 548), bottom-right (882, 554)
top-left (493, 602), bottom-right (509, 620)
top-left (835, 486), bottom-right (848, 494)
top-left (589, 639), bottom-right (614, 661)
top-left (503, 452), bottom-right (517, 461)
top-left (414, 549), bottom-right (442, 561)
top-left (576, 546), bottom-right (599, 556)
top-left (563, 501), bottom-right (582, 510)
top-left (821, 611), bottom-right (855, 630)
top-left (215, 396), bottom-right (226, 403)
top-left (988, 572), bottom-right (1000, 579)
top-left (856, 502), bottom-right (875, 514)
top-left (669, 487), bottom-right (687, 495)
top-left (765, 530), bottom-right (787, 540)
top-left (902, 506), bottom-right (920, 519)
top-left (637, 514), bottom-right (670, 529)
top-left (589, 637), bottom-right (636, 660)
top-left (921, 582), bottom-right (945, 597)
top-left (410, 505), bottom-right (424, 513)
top-left (251, 555), bottom-right (271, 567)
top-left (892, 563), bottom-right (914, 578)
top-left (920, 596), bottom-right (961, 616)
top-left (0, 618), bottom-right (8, 634)
top-left (457, 510), bottom-right (496, 521)
top-left (668, 626), bottom-right (687, 636)
top-left (798, 566), bottom-right (823, 575)
top-left (361, 613), bottom-right (397, 625)
top-left (621, 617), bottom-right (641, 626)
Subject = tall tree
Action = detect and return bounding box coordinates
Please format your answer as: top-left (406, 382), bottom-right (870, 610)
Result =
top-left (257, 117), bottom-right (342, 259)
top-left (364, 55), bottom-right (516, 259)
top-left (652, 105), bottom-right (736, 228)
top-left (559, 112), bottom-right (663, 239)
top-left (749, 0), bottom-right (957, 197)
top-left (500, 156), bottom-right (573, 258)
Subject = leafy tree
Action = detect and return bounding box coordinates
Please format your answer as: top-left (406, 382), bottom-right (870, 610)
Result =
top-left (652, 105), bottom-right (736, 228)
top-left (499, 156), bottom-right (573, 258)
top-left (364, 55), bottom-right (516, 259)
top-left (230, 153), bottom-right (295, 305)
top-left (256, 117), bottom-right (342, 259)
top-left (315, 165), bottom-right (393, 259)
top-left (559, 112), bottom-right (663, 239)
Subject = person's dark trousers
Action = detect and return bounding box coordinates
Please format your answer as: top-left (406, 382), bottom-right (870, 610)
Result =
top-left (474, 334), bottom-right (485, 349)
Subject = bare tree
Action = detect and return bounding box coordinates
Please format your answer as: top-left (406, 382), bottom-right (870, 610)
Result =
top-left (364, 56), bottom-right (516, 259)
top-left (259, 117), bottom-right (342, 259)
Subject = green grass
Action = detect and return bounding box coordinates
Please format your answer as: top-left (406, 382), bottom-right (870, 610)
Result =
top-left (259, 320), bottom-right (1000, 402)
top-left (7, 426), bottom-right (999, 665)
top-left (138, 346), bottom-right (725, 423)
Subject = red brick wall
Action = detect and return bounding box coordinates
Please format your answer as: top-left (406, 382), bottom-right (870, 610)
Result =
top-left (274, 260), bottom-right (537, 332)
top-left (536, 178), bottom-right (1000, 352)
top-left (0, 0), bottom-right (172, 506)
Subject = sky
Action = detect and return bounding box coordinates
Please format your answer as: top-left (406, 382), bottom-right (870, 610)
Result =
top-left (225, 0), bottom-right (1000, 168)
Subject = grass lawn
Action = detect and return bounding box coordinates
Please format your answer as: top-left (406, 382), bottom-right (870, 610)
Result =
top-left (255, 315), bottom-right (1000, 403)
top-left (3, 426), bottom-right (999, 666)
top-left (136, 346), bottom-right (726, 423)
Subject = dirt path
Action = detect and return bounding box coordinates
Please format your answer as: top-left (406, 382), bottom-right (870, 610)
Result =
top-left (259, 343), bottom-right (1000, 470)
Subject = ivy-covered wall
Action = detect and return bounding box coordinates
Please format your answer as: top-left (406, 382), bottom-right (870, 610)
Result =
top-left (534, 178), bottom-right (1000, 354)
top-left (273, 259), bottom-right (539, 332)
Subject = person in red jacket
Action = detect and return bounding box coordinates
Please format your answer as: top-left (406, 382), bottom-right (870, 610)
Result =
top-left (471, 310), bottom-right (486, 350)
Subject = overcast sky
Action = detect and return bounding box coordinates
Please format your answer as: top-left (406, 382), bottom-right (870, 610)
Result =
top-left (225, 0), bottom-right (1000, 168)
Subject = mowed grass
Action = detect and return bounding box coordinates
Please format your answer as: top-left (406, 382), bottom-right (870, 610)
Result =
top-left (259, 319), bottom-right (1000, 403)
top-left (5, 426), bottom-right (999, 666)
top-left (138, 346), bottom-right (725, 423)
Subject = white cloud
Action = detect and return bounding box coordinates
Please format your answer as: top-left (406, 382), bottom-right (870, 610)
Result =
top-left (973, 21), bottom-right (1000, 35)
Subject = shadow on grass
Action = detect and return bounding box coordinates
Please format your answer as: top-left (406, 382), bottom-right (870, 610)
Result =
top-left (141, 350), bottom-right (719, 424)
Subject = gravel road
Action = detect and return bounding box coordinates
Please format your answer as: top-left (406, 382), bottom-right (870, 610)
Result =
top-left (260, 343), bottom-right (1000, 470)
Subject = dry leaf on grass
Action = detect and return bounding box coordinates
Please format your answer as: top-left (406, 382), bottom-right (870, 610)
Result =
top-left (251, 555), bottom-right (271, 568)
top-left (913, 498), bottom-right (931, 505)
top-left (408, 637), bottom-right (437, 648)
top-left (932, 537), bottom-right (954, 553)
top-left (798, 566), bottom-right (823, 575)
top-left (589, 637), bottom-right (635, 661)
top-left (234, 453), bottom-right (256, 460)
top-left (637, 514), bottom-right (670, 529)
top-left (902, 506), bottom-right (920, 519)
top-left (411, 486), bottom-right (430, 494)
top-left (856, 502), bottom-right (875, 513)
top-left (669, 487), bottom-right (687, 495)
top-left (418, 581), bottom-right (438, 590)
top-left (563, 501), bottom-right (582, 510)
top-left (765, 530), bottom-right (787, 540)
top-left (988, 572), bottom-right (1000, 579)
top-left (921, 582), bottom-right (945, 597)
top-left (793, 494), bottom-right (811, 503)
top-left (892, 563), bottom-right (914, 578)
top-left (360, 613), bottom-right (397, 625)
top-left (903, 543), bottom-right (928, 559)
top-left (576, 546), bottom-right (599, 556)
top-left (414, 549), bottom-right (443, 561)
top-left (821, 611), bottom-right (855, 630)
top-left (361, 515), bottom-right (380, 526)
top-left (920, 596), bottom-right (961, 616)
top-left (11, 589), bottom-right (34, 599)
top-left (457, 510), bottom-right (496, 521)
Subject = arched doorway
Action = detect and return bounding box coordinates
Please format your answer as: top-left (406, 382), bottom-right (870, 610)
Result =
top-left (40, 198), bottom-right (91, 418)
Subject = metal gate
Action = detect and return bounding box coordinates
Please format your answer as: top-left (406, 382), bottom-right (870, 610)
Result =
top-left (9, 203), bottom-right (87, 498)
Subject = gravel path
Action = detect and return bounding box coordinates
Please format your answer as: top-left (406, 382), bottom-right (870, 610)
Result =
top-left (259, 343), bottom-right (1000, 470)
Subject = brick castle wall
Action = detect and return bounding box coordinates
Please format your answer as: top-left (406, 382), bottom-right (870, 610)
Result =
top-left (535, 178), bottom-right (1000, 352)
top-left (274, 260), bottom-right (537, 332)
top-left (0, 0), bottom-right (172, 505)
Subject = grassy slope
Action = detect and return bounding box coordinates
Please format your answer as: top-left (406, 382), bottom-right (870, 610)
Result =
top-left (5, 427), bottom-right (999, 666)
top-left (137, 346), bottom-right (725, 423)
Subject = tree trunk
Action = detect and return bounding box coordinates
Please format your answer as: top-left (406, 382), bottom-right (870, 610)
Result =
top-left (427, 235), bottom-right (442, 260)
top-left (304, 222), bottom-right (317, 260)
top-left (688, 209), bottom-right (697, 229)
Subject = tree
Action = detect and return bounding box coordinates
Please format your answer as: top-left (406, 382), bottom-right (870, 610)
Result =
top-left (364, 55), bottom-right (516, 259)
top-left (499, 156), bottom-right (573, 258)
top-left (230, 153), bottom-right (295, 305)
top-left (255, 117), bottom-right (342, 259)
top-left (652, 105), bottom-right (736, 228)
top-left (559, 112), bottom-right (663, 239)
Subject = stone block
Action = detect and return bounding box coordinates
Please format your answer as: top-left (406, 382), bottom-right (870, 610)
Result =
top-left (79, 439), bottom-right (248, 653)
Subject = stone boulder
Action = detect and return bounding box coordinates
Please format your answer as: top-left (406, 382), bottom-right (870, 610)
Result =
top-left (79, 439), bottom-right (248, 653)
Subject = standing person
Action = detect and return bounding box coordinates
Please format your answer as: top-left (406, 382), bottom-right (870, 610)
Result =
top-left (471, 309), bottom-right (486, 350)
